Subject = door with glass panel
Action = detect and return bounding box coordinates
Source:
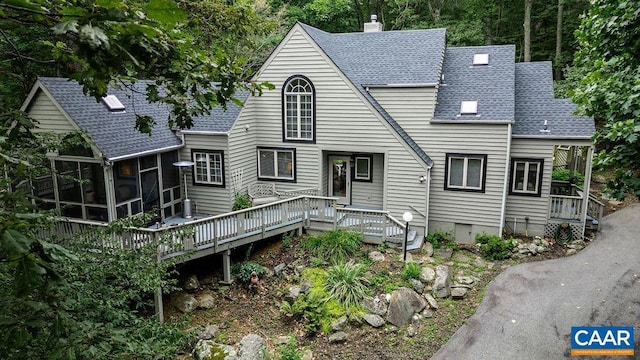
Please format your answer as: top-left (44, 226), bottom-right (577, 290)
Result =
top-left (328, 156), bottom-right (350, 205)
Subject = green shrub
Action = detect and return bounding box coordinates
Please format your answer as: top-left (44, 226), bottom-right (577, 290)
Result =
top-left (302, 230), bottom-right (363, 264)
top-left (279, 291), bottom-right (327, 335)
top-left (476, 233), bottom-right (516, 260)
top-left (551, 168), bottom-right (585, 186)
top-left (277, 338), bottom-right (303, 360)
top-left (282, 231), bottom-right (295, 249)
top-left (400, 261), bottom-right (421, 281)
top-left (324, 261), bottom-right (370, 308)
top-left (231, 261), bottom-right (265, 284)
top-left (232, 193), bottom-right (252, 211)
top-left (426, 230), bottom-right (454, 249)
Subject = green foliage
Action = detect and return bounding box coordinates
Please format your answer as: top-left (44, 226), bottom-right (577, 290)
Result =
top-left (426, 230), bottom-right (454, 249)
top-left (276, 338), bottom-right (304, 360)
top-left (324, 261), bottom-right (370, 308)
top-left (280, 291), bottom-right (327, 335)
top-left (551, 168), bottom-right (585, 187)
top-left (0, 0), bottom-right (273, 133)
top-left (476, 233), bottom-right (516, 260)
top-left (232, 192), bottom-right (252, 211)
top-left (302, 230), bottom-right (363, 264)
top-left (282, 230), bottom-right (295, 249)
top-left (231, 261), bottom-right (266, 284)
top-left (401, 261), bottom-right (422, 281)
top-left (573, 0), bottom-right (640, 199)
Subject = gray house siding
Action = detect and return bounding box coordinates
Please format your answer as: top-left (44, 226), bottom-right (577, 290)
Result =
top-left (245, 28), bottom-right (429, 230)
top-left (505, 138), bottom-right (591, 236)
top-left (28, 89), bottom-right (79, 135)
top-left (368, 87), bottom-right (436, 124)
top-left (424, 124), bottom-right (510, 242)
top-left (350, 153), bottom-right (384, 208)
top-left (228, 97), bottom-right (258, 194)
top-left (180, 133), bottom-right (232, 215)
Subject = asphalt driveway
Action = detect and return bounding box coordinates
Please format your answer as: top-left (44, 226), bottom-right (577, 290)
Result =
top-left (432, 203), bottom-right (640, 359)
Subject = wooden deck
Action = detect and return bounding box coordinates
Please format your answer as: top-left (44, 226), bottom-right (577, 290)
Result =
top-left (48, 196), bottom-right (407, 263)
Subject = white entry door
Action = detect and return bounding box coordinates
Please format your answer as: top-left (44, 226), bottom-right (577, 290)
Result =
top-left (329, 156), bottom-right (350, 205)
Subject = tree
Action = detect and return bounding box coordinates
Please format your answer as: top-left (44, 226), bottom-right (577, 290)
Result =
top-left (572, 0), bottom-right (640, 199)
top-left (523, 0), bottom-right (532, 61)
top-left (0, 113), bottom-right (190, 359)
top-left (0, 0), bottom-right (273, 133)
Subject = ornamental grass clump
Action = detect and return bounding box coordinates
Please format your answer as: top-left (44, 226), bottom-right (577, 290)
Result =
top-left (302, 229), bottom-right (363, 264)
top-left (324, 261), bottom-right (370, 308)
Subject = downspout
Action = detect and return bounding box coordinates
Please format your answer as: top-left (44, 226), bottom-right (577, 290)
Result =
top-left (424, 165), bottom-right (432, 234)
top-left (499, 123), bottom-right (513, 237)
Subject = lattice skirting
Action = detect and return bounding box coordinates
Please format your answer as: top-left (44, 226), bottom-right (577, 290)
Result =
top-left (544, 221), bottom-right (583, 240)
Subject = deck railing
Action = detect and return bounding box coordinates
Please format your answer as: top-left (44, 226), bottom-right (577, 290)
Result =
top-left (549, 195), bottom-right (584, 220)
top-left (45, 195), bottom-right (405, 259)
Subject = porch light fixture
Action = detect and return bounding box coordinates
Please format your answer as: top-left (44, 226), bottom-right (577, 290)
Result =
top-left (173, 160), bottom-right (195, 218)
top-left (402, 211), bottom-right (413, 262)
top-left (419, 175), bottom-right (426, 183)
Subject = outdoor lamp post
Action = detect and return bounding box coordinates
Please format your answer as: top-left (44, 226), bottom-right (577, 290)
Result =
top-left (402, 211), bottom-right (413, 262)
top-left (173, 160), bottom-right (195, 218)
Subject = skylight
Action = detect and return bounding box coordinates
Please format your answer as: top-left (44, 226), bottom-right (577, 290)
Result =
top-left (102, 95), bottom-right (125, 112)
top-left (460, 101), bottom-right (478, 115)
top-left (473, 53), bottom-right (489, 65)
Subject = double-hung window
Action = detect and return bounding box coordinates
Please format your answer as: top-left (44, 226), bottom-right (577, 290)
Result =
top-left (445, 153), bottom-right (487, 192)
top-left (258, 147), bottom-right (295, 181)
top-left (283, 76), bottom-right (315, 142)
top-left (192, 150), bottom-right (224, 186)
top-left (510, 158), bottom-right (543, 196)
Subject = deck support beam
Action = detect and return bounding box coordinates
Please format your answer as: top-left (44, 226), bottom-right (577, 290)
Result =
top-left (155, 287), bottom-right (164, 323)
top-left (221, 250), bottom-right (232, 284)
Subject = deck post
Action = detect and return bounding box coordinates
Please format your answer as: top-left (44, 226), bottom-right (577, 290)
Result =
top-left (221, 249), bottom-right (232, 284)
top-left (154, 236), bottom-right (164, 323)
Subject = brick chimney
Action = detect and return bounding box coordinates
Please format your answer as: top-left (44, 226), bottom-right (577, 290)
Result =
top-left (364, 14), bottom-right (383, 32)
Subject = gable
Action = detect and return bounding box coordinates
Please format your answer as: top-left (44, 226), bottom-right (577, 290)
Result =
top-left (250, 27), bottom-right (432, 167)
top-left (26, 88), bottom-right (79, 134)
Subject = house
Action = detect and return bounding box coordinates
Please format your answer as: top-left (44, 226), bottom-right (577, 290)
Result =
top-left (21, 18), bottom-right (598, 244)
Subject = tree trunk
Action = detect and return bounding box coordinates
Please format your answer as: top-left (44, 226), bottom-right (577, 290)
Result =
top-left (524, 0), bottom-right (532, 62)
top-left (554, 0), bottom-right (564, 79)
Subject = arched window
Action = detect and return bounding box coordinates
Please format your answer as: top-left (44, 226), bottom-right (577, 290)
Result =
top-left (282, 76), bottom-right (315, 142)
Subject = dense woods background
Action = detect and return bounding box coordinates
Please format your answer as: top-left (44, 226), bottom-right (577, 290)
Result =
top-left (0, 0), bottom-right (638, 358)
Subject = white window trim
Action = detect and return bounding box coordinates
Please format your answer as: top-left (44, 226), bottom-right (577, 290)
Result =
top-left (510, 159), bottom-right (543, 195)
top-left (193, 151), bottom-right (223, 185)
top-left (257, 148), bottom-right (295, 181)
top-left (446, 154), bottom-right (486, 191)
top-left (354, 156), bottom-right (371, 181)
top-left (284, 77), bottom-right (314, 141)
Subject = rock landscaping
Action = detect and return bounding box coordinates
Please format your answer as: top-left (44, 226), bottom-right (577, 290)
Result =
top-left (165, 231), bottom-right (593, 359)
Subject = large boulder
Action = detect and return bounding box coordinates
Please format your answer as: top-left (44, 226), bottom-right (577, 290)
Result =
top-left (238, 334), bottom-right (266, 360)
top-left (170, 292), bottom-right (198, 313)
top-left (183, 274), bottom-right (201, 292)
top-left (433, 265), bottom-right (451, 298)
top-left (386, 287), bottom-right (427, 327)
top-left (196, 292), bottom-right (216, 309)
top-left (361, 295), bottom-right (388, 316)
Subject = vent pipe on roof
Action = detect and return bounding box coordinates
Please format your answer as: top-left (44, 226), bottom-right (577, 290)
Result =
top-left (364, 14), bottom-right (383, 32)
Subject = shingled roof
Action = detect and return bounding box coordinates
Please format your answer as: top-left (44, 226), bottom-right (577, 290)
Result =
top-left (34, 77), bottom-right (246, 160)
top-left (513, 62), bottom-right (595, 138)
top-left (434, 45), bottom-right (516, 122)
top-left (300, 23), bottom-right (445, 166)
